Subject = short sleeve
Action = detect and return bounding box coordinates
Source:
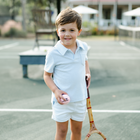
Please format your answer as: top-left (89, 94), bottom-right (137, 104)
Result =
top-left (44, 50), bottom-right (55, 73)
top-left (83, 42), bottom-right (89, 61)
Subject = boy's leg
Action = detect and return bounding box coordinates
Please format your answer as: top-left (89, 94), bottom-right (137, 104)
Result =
top-left (70, 119), bottom-right (83, 140)
top-left (55, 121), bottom-right (69, 140)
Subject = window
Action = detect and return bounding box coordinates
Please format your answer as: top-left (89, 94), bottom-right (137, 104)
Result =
top-left (103, 8), bottom-right (111, 19)
top-left (117, 8), bottom-right (122, 19)
top-left (90, 14), bottom-right (94, 19)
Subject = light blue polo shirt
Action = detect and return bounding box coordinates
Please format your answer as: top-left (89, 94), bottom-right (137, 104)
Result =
top-left (44, 39), bottom-right (88, 103)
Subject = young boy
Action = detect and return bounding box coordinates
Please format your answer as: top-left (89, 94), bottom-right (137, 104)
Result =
top-left (44, 7), bottom-right (91, 140)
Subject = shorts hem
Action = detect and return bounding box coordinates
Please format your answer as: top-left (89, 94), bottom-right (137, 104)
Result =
top-left (52, 117), bottom-right (69, 122)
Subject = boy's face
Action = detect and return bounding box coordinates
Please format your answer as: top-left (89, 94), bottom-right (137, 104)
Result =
top-left (57, 22), bottom-right (82, 48)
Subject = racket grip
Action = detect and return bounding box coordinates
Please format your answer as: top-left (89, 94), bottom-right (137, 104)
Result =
top-left (85, 76), bottom-right (90, 98)
top-left (85, 76), bottom-right (88, 86)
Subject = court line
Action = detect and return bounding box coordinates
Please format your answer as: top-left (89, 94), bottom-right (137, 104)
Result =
top-left (88, 57), bottom-right (140, 60)
top-left (0, 109), bottom-right (140, 113)
top-left (89, 53), bottom-right (140, 56)
top-left (0, 56), bottom-right (18, 59)
top-left (0, 42), bottom-right (19, 50)
top-left (88, 41), bottom-right (140, 60)
top-left (119, 41), bottom-right (140, 52)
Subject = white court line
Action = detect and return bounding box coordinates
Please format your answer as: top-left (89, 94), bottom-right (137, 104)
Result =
top-left (88, 43), bottom-right (140, 60)
top-left (0, 109), bottom-right (53, 112)
top-left (119, 41), bottom-right (140, 52)
top-left (88, 57), bottom-right (140, 60)
top-left (0, 56), bottom-right (18, 59)
top-left (0, 109), bottom-right (140, 113)
top-left (0, 42), bottom-right (19, 50)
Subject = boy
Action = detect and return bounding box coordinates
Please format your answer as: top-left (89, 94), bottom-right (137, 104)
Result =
top-left (44, 7), bottom-right (91, 140)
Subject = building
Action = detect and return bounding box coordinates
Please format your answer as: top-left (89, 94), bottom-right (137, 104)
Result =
top-left (65, 0), bottom-right (140, 30)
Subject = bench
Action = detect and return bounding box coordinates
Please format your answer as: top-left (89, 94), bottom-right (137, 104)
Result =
top-left (19, 47), bottom-right (52, 78)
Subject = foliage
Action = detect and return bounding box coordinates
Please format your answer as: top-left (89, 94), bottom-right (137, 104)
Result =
top-left (91, 27), bottom-right (98, 35)
top-left (91, 28), bottom-right (118, 36)
top-left (0, 0), bottom-right (21, 16)
top-left (0, 0), bottom-right (66, 9)
top-left (105, 29), bottom-right (118, 35)
top-left (98, 30), bottom-right (105, 35)
top-left (0, 0), bottom-right (66, 36)
top-left (81, 20), bottom-right (119, 36)
top-left (3, 28), bottom-right (26, 37)
top-left (82, 21), bottom-right (95, 29)
top-left (28, 0), bottom-right (56, 8)
top-left (27, 23), bottom-right (35, 33)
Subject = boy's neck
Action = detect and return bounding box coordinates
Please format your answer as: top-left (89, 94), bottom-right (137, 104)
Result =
top-left (60, 41), bottom-right (77, 54)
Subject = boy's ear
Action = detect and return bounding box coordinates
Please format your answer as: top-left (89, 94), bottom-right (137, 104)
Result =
top-left (78, 29), bottom-right (82, 36)
top-left (56, 30), bottom-right (59, 36)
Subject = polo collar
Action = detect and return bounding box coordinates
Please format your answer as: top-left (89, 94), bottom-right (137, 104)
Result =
top-left (76, 39), bottom-right (85, 50)
top-left (55, 39), bottom-right (84, 55)
top-left (55, 41), bottom-right (68, 55)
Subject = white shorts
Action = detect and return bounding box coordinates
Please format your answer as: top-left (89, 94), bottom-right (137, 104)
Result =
top-left (52, 99), bottom-right (87, 122)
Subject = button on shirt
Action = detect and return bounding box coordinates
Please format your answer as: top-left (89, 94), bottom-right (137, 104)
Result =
top-left (44, 39), bottom-right (88, 103)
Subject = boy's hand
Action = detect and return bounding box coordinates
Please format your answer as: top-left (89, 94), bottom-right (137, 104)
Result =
top-left (54, 89), bottom-right (68, 105)
top-left (86, 74), bottom-right (91, 88)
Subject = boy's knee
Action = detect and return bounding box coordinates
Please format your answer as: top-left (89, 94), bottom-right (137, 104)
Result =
top-left (71, 126), bottom-right (82, 135)
top-left (59, 128), bottom-right (68, 137)
top-left (56, 121), bottom-right (68, 138)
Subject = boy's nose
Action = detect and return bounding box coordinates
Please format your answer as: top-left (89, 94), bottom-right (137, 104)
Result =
top-left (65, 31), bottom-right (70, 36)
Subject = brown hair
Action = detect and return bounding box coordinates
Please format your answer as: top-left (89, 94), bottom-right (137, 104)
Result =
top-left (55, 7), bottom-right (82, 31)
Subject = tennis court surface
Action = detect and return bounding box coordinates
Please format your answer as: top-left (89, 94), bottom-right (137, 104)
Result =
top-left (0, 38), bottom-right (140, 140)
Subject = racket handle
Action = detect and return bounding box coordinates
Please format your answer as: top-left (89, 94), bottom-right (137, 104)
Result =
top-left (85, 76), bottom-right (88, 86)
top-left (85, 76), bottom-right (90, 98)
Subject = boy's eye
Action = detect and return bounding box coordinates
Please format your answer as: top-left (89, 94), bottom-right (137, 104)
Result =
top-left (70, 29), bottom-right (74, 32)
top-left (61, 29), bottom-right (65, 32)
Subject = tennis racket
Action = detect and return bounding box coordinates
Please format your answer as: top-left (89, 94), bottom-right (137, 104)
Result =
top-left (85, 77), bottom-right (107, 140)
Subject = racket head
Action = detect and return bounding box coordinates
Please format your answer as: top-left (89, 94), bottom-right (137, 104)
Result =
top-left (85, 130), bottom-right (107, 140)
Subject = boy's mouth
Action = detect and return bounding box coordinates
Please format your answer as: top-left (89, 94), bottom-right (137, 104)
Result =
top-left (64, 38), bottom-right (71, 40)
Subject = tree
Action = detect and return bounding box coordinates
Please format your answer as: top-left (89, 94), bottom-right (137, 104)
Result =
top-left (0, 0), bottom-right (66, 32)
top-left (0, 0), bottom-right (21, 20)
top-left (27, 0), bottom-right (66, 9)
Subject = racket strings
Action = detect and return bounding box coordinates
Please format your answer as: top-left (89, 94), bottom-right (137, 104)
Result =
top-left (87, 133), bottom-right (105, 140)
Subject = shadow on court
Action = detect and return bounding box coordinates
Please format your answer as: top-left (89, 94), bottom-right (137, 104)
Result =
top-left (0, 38), bottom-right (140, 140)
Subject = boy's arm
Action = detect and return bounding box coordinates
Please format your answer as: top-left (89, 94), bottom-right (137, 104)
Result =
top-left (85, 60), bottom-right (91, 88)
top-left (44, 71), bottom-right (66, 104)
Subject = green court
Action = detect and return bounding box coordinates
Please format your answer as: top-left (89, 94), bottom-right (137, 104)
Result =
top-left (0, 37), bottom-right (140, 140)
